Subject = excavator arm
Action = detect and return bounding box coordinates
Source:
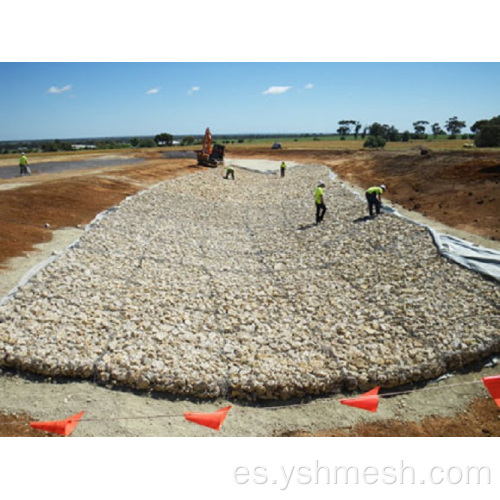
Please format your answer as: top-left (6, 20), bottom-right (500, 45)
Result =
top-left (197, 127), bottom-right (224, 167)
top-left (202, 127), bottom-right (212, 155)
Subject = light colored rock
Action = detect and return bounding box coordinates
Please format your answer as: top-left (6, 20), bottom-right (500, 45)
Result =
top-left (0, 165), bottom-right (498, 399)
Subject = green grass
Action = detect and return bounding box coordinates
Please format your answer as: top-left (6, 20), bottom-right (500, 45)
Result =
top-left (224, 136), bottom-right (484, 152)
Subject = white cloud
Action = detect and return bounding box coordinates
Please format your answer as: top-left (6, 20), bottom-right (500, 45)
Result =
top-left (305, 83), bottom-right (314, 90)
top-left (146, 87), bottom-right (160, 95)
top-left (262, 86), bottom-right (292, 95)
top-left (47, 84), bottom-right (72, 94)
top-left (188, 86), bottom-right (200, 94)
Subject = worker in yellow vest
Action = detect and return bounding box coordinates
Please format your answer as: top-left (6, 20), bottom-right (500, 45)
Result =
top-left (365, 184), bottom-right (386, 217)
top-left (280, 161), bottom-right (286, 178)
top-left (315, 181), bottom-right (327, 224)
top-left (224, 164), bottom-right (234, 180)
top-left (19, 152), bottom-right (31, 176)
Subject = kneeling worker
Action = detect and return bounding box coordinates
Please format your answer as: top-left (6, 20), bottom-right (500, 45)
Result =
top-left (224, 164), bottom-right (235, 180)
top-left (365, 184), bottom-right (386, 217)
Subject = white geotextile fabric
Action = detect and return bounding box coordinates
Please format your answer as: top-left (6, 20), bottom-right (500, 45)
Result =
top-left (226, 159), bottom-right (301, 174)
top-left (427, 229), bottom-right (500, 282)
top-left (372, 202), bottom-right (500, 283)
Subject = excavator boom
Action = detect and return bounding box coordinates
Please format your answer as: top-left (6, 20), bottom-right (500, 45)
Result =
top-left (202, 127), bottom-right (212, 155)
top-left (197, 127), bottom-right (225, 167)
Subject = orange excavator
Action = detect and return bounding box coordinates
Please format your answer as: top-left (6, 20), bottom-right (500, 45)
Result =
top-left (196, 127), bottom-right (225, 167)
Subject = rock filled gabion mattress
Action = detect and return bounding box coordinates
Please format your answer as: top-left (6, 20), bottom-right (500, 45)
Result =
top-left (0, 164), bottom-right (499, 400)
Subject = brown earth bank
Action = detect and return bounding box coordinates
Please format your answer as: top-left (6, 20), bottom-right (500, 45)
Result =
top-left (0, 147), bottom-right (499, 436)
top-left (0, 411), bottom-right (54, 437)
top-left (0, 153), bottom-right (202, 264)
top-left (279, 398), bottom-right (500, 437)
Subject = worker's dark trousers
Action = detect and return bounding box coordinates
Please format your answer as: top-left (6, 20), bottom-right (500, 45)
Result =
top-left (280, 167), bottom-right (285, 177)
top-left (316, 202), bottom-right (326, 223)
top-left (366, 192), bottom-right (380, 217)
top-left (224, 171), bottom-right (234, 180)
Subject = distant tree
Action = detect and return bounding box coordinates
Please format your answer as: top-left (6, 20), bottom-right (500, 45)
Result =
top-left (337, 120), bottom-right (356, 140)
top-left (385, 125), bottom-right (401, 142)
top-left (473, 115), bottom-right (500, 147)
top-left (181, 136), bottom-right (195, 146)
top-left (475, 126), bottom-right (500, 147)
top-left (368, 122), bottom-right (386, 138)
top-left (354, 122), bottom-right (362, 140)
top-left (154, 133), bottom-right (173, 146)
top-left (412, 120), bottom-right (429, 139)
top-left (445, 116), bottom-right (466, 136)
top-left (130, 138), bottom-right (139, 147)
top-left (431, 123), bottom-right (445, 137)
top-left (139, 138), bottom-right (156, 148)
top-left (401, 130), bottom-right (411, 142)
top-left (470, 119), bottom-right (490, 134)
top-left (41, 141), bottom-right (58, 152)
top-left (337, 126), bottom-right (349, 140)
top-left (364, 135), bottom-right (386, 148)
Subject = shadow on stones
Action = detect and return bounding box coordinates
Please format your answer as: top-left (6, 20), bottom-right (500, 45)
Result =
top-left (297, 223), bottom-right (317, 231)
top-left (353, 215), bottom-right (373, 223)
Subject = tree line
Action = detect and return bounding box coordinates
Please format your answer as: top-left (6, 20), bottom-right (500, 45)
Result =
top-left (337, 116), bottom-right (500, 148)
top-left (2, 115), bottom-right (499, 154)
top-left (0, 134), bottom-right (198, 155)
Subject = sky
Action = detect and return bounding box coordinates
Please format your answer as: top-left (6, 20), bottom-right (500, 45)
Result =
top-left (1, 62), bottom-right (499, 141)
top-left (2, 1), bottom-right (499, 142)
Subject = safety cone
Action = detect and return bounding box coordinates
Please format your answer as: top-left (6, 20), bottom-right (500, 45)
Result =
top-left (340, 387), bottom-right (380, 412)
top-left (482, 375), bottom-right (500, 408)
top-left (184, 405), bottom-right (232, 431)
top-left (30, 411), bottom-right (84, 437)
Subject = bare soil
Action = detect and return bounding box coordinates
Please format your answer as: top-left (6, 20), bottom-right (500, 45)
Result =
top-left (0, 146), bottom-right (498, 436)
top-left (281, 398), bottom-right (500, 437)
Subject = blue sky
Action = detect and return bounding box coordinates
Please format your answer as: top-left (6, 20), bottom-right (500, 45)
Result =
top-left (1, 62), bottom-right (499, 141)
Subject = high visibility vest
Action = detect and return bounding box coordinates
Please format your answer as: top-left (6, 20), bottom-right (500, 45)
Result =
top-left (315, 186), bottom-right (324, 204)
top-left (366, 186), bottom-right (383, 195)
top-left (19, 155), bottom-right (28, 166)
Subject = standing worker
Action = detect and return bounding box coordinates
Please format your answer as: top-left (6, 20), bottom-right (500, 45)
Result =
top-left (315, 181), bottom-right (327, 224)
top-left (365, 184), bottom-right (386, 218)
top-left (19, 152), bottom-right (31, 176)
top-left (280, 161), bottom-right (287, 178)
top-left (224, 164), bottom-right (235, 180)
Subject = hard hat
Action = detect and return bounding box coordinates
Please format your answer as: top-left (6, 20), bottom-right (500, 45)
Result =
top-left (318, 180), bottom-right (325, 187)
top-left (380, 184), bottom-right (387, 191)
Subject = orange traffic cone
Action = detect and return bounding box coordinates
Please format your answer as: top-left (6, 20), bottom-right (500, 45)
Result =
top-left (482, 375), bottom-right (500, 408)
top-left (184, 405), bottom-right (232, 431)
top-left (30, 411), bottom-right (84, 437)
top-left (340, 387), bottom-right (380, 412)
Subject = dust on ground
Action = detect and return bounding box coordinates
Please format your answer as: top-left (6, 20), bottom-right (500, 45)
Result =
top-left (0, 147), bottom-right (498, 436)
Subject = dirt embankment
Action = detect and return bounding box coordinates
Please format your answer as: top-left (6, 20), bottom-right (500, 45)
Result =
top-left (0, 147), bottom-right (498, 437)
top-left (0, 156), bottom-right (202, 265)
